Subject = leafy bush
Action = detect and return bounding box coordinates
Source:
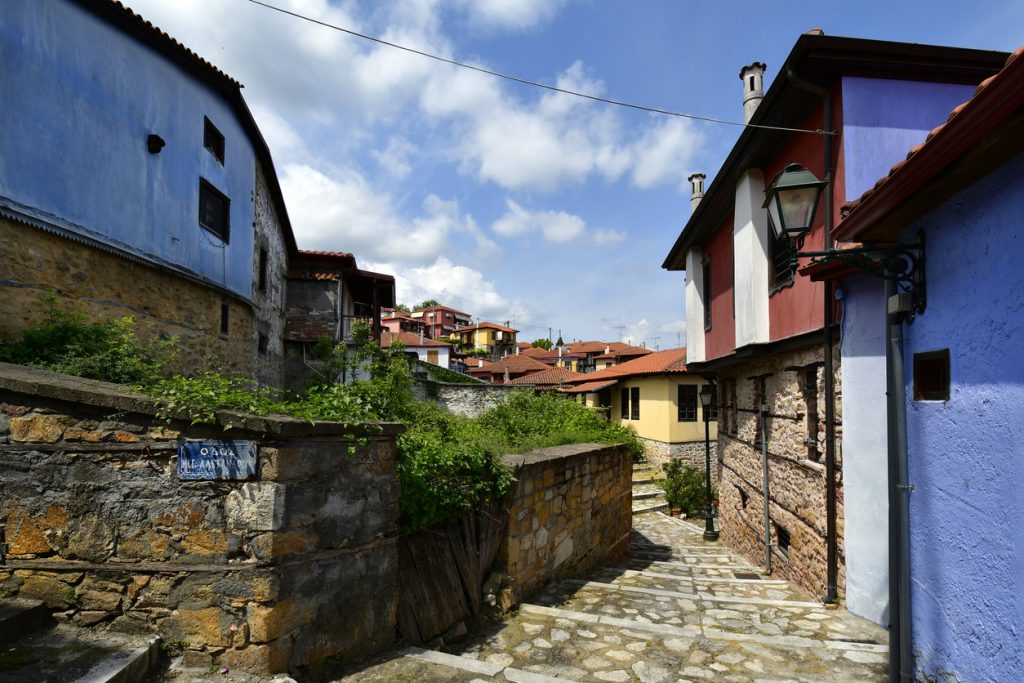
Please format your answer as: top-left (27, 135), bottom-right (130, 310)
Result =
top-left (662, 459), bottom-right (715, 516)
top-left (0, 296), bottom-right (175, 384)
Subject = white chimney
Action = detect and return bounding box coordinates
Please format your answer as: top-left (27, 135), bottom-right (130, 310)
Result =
top-left (739, 62), bottom-right (767, 124)
top-left (688, 173), bottom-right (706, 212)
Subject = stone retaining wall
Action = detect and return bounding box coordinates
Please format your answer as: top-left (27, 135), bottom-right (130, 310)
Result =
top-left (639, 437), bottom-right (717, 475)
top-left (500, 443), bottom-right (632, 602)
top-left (412, 381), bottom-right (519, 418)
top-left (0, 362), bottom-right (401, 675)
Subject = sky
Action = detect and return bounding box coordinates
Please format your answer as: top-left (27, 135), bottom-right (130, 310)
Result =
top-left (125, 0), bottom-right (1023, 348)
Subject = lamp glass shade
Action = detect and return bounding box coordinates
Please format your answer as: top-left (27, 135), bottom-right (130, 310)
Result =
top-left (764, 163), bottom-right (826, 239)
top-left (699, 384), bottom-right (714, 409)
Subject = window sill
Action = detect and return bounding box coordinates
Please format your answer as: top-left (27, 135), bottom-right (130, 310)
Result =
top-left (768, 278), bottom-right (795, 297)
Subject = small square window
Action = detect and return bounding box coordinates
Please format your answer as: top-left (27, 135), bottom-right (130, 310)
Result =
top-left (204, 117), bottom-right (225, 164)
top-left (914, 349), bottom-right (950, 401)
top-left (199, 179), bottom-right (230, 241)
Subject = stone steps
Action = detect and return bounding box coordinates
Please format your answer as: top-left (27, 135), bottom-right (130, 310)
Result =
top-left (0, 600), bottom-right (161, 683)
top-left (631, 462), bottom-right (668, 516)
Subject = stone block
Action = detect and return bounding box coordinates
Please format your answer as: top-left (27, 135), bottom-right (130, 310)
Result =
top-left (19, 575), bottom-right (75, 609)
top-left (247, 599), bottom-right (315, 643)
top-left (226, 483), bottom-right (285, 532)
top-left (8, 415), bottom-right (67, 443)
top-left (162, 607), bottom-right (233, 648)
top-left (66, 516), bottom-right (115, 562)
top-left (181, 529), bottom-right (228, 558)
top-left (250, 531), bottom-right (317, 561)
top-left (221, 640), bottom-right (294, 674)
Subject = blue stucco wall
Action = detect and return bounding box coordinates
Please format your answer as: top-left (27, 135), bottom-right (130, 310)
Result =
top-left (0, 0), bottom-right (254, 297)
top-left (901, 153), bottom-right (1024, 682)
top-left (842, 77), bottom-right (976, 201)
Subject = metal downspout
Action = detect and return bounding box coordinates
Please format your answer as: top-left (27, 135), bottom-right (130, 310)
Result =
top-left (886, 277), bottom-right (913, 682)
top-left (760, 383), bottom-right (772, 574)
top-left (787, 68), bottom-right (838, 604)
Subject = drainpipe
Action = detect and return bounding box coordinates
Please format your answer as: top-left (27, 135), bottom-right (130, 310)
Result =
top-left (760, 385), bottom-right (772, 574)
top-left (886, 277), bottom-right (914, 682)
top-left (787, 67), bottom-right (838, 605)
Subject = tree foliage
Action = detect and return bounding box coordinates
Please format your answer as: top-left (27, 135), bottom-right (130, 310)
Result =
top-left (531, 338), bottom-right (553, 350)
top-left (414, 299), bottom-right (440, 310)
top-left (661, 459), bottom-right (716, 516)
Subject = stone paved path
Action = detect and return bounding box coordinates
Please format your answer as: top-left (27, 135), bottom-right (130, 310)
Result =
top-left (335, 512), bottom-right (889, 682)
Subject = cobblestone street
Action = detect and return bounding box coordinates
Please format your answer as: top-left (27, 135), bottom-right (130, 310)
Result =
top-left (337, 512), bottom-right (888, 682)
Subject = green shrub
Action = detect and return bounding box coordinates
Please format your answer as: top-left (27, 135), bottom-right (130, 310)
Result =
top-left (0, 295), bottom-right (175, 384)
top-left (662, 459), bottom-right (715, 516)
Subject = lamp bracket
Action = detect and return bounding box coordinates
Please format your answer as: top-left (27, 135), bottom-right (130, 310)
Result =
top-left (793, 232), bottom-right (926, 319)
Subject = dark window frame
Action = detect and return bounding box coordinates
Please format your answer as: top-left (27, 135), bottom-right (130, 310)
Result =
top-left (768, 229), bottom-right (795, 293)
top-left (776, 524), bottom-right (791, 558)
top-left (630, 386), bottom-right (640, 420)
top-left (678, 384), bottom-right (698, 422)
top-left (620, 388), bottom-right (629, 419)
top-left (258, 247), bottom-right (269, 293)
top-left (219, 303), bottom-right (229, 335)
top-left (199, 178), bottom-right (230, 242)
top-left (204, 117), bottom-right (225, 164)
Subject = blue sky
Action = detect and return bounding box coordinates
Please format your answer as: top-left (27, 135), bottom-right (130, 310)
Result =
top-left (127, 0), bottom-right (1022, 347)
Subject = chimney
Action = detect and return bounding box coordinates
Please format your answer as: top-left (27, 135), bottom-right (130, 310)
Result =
top-left (739, 62), bottom-right (767, 123)
top-left (688, 173), bottom-right (706, 212)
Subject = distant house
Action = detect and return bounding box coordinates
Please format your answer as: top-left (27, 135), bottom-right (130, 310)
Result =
top-left (505, 366), bottom-right (585, 390)
top-left (380, 331), bottom-right (451, 368)
top-left (380, 309), bottom-right (424, 335)
top-left (564, 348), bottom-right (715, 468)
top-left (0, 0), bottom-right (394, 389)
top-left (410, 305), bottom-right (471, 339)
top-left (452, 321), bottom-right (518, 361)
top-left (593, 343), bottom-right (652, 370)
top-left (807, 46), bottom-right (1024, 683)
top-left (472, 354), bottom-right (549, 384)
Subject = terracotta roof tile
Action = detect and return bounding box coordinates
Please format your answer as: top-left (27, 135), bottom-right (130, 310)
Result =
top-left (380, 331), bottom-right (450, 348)
top-left (453, 321), bottom-right (518, 334)
top-left (561, 379), bottom-right (620, 394)
top-left (568, 347), bottom-right (688, 383)
top-left (506, 366), bottom-right (586, 386)
top-left (487, 355), bottom-right (550, 374)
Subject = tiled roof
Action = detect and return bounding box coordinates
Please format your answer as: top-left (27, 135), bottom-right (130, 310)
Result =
top-left (287, 272), bottom-right (339, 281)
top-left (416, 305), bottom-right (472, 317)
top-left (561, 379), bottom-right (620, 394)
top-left (518, 347), bottom-right (553, 358)
top-left (486, 354), bottom-right (550, 374)
top-left (506, 366), bottom-right (586, 386)
top-left (595, 344), bottom-right (652, 360)
top-left (568, 347), bottom-right (688, 382)
top-left (298, 249), bottom-right (355, 258)
top-left (453, 322), bottom-right (518, 334)
top-left (380, 331), bottom-right (450, 348)
top-left (836, 45), bottom-right (1024, 238)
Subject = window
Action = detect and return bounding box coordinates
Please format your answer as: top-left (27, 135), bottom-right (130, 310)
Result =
top-left (769, 229), bottom-right (794, 290)
top-left (199, 179), bottom-right (230, 241)
top-left (257, 333), bottom-right (269, 355)
top-left (204, 117), bottom-right (224, 164)
top-left (220, 303), bottom-right (229, 335)
top-left (678, 385), bottom-right (698, 421)
top-left (258, 247), bottom-right (269, 292)
top-left (620, 388), bottom-right (629, 419)
top-left (721, 378), bottom-right (737, 435)
top-left (914, 349), bottom-right (950, 401)
top-left (738, 487), bottom-right (749, 510)
top-left (630, 387), bottom-right (640, 420)
top-left (802, 368), bottom-right (820, 461)
top-left (707, 386), bottom-right (718, 421)
top-left (702, 256), bottom-right (712, 330)
top-left (753, 376), bottom-right (767, 448)
top-left (776, 524), bottom-right (791, 558)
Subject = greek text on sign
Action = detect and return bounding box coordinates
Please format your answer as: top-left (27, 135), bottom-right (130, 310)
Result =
top-left (177, 441), bottom-right (257, 480)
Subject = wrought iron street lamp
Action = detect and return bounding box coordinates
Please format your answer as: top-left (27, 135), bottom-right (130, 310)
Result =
top-left (699, 383), bottom-right (718, 542)
top-left (763, 163), bottom-right (829, 245)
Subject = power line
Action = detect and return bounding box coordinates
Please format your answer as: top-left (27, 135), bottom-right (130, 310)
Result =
top-left (243, 0), bottom-right (834, 136)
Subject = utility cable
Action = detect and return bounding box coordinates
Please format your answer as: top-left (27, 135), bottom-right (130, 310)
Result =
top-left (243, 0), bottom-right (835, 136)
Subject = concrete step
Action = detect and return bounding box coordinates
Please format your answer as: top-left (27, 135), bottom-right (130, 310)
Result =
top-left (631, 488), bottom-right (666, 501)
top-left (0, 599), bottom-right (50, 645)
top-left (631, 500), bottom-right (669, 515)
top-left (0, 621), bottom-right (161, 683)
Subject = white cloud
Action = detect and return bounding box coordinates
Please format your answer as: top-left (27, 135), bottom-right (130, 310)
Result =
top-left (280, 164), bottom-right (481, 264)
top-left (366, 257), bottom-right (528, 321)
top-left (454, 0), bottom-right (568, 30)
top-left (371, 136), bottom-right (418, 179)
top-left (630, 117), bottom-right (703, 190)
top-left (593, 228), bottom-right (626, 246)
top-left (492, 200), bottom-right (585, 243)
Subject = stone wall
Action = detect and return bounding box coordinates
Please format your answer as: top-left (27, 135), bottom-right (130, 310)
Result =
top-left (715, 342), bottom-right (845, 602)
top-left (0, 362), bottom-right (400, 675)
top-left (251, 163), bottom-right (290, 389)
top-left (0, 217), bottom-right (260, 382)
top-left (412, 381), bottom-right (519, 418)
top-left (499, 443), bottom-right (632, 603)
top-left (639, 436), bottom-right (717, 474)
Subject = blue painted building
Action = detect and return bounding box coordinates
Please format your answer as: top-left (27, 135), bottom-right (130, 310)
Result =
top-left (825, 47), bottom-right (1024, 682)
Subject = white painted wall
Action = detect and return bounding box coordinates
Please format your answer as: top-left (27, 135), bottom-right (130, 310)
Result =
top-left (684, 247), bottom-right (705, 363)
top-left (412, 346), bottom-right (450, 368)
top-left (733, 170), bottom-right (770, 348)
top-left (839, 275), bottom-right (889, 626)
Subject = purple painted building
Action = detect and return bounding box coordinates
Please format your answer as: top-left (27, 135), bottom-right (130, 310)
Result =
top-left (824, 47), bottom-right (1024, 682)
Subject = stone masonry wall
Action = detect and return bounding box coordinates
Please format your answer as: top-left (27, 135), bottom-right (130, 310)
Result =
top-left (639, 437), bottom-right (718, 475)
top-left (0, 362), bottom-right (400, 675)
top-left (499, 443), bottom-right (632, 603)
top-left (251, 163), bottom-right (289, 389)
top-left (715, 342), bottom-right (845, 602)
top-left (0, 217), bottom-right (259, 381)
top-left (412, 381), bottom-right (519, 418)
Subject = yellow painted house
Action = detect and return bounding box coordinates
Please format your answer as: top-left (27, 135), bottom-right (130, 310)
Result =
top-left (564, 347), bottom-right (717, 468)
top-left (452, 321), bottom-right (518, 360)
